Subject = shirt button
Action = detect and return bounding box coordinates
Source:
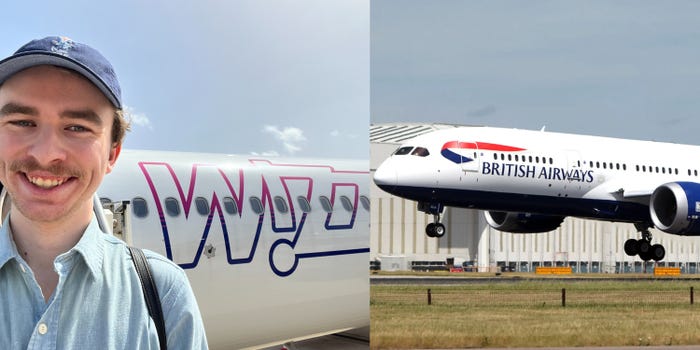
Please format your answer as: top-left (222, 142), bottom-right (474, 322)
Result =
top-left (38, 323), bottom-right (48, 335)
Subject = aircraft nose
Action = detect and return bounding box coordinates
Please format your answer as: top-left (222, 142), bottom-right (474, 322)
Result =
top-left (373, 159), bottom-right (397, 190)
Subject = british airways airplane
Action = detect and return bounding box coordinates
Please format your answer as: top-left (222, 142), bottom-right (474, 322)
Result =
top-left (1, 150), bottom-right (370, 349)
top-left (373, 126), bottom-right (700, 263)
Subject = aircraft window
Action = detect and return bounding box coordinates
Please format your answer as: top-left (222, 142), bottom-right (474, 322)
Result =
top-left (297, 196), bottom-right (312, 213)
top-left (655, 166), bottom-right (659, 173)
top-left (165, 197), bottom-right (180, 217)
top-left (319, 196), bottom-right (333, 213)
top-left (623, 164), bottom-right (627, 171)
top-left (550, 158), bottom-right (554, 165)
top-left (603, 163), bottom-right (607, 169)
top-left (340, 196), bottom-right (354, 212)
top-left (411, 147), bottom-right (430, 157)
top-left (195, 197), bottom-right (209, 216)
top-left (500, 154), bottom-right (505, 161)
top-left (507, 154), bottom-right (512, 161)
top-left (493, 153), bottom-right (498, 160)
top-left (695, 170), bottom-right (698, 176)
top-left (100, 197), bottom-right (112, 206)
top-left (662, 168), bottom-right (666, 174)
top-left (535, 156), bottom-right (540, 163)
top-left (529, 156), bottom-right (533, 163)
top-left (393, 146), bottom-right (413, 156)
top-left (132, 197), bottom-right (148, 218)
top-left (223, 196), bottom-right (238, 215)
top-left (360, 195), bottom-right (370, 211)
top-left (675, 168), bottom-right (678, 175)
top-left (274, 196), bottom-right (289, 213)
top-left (589, 161), bottom-right (593, 168)
top-left (514, 155), bottom-right (519, 162)
top-left (689, 169), bottom-right (692, 176)
top-left (250, 197), bottom-right (264, 214)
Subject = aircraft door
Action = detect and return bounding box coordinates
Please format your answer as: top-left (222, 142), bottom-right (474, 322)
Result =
top-left (461, 141), bottom-right (480, 173)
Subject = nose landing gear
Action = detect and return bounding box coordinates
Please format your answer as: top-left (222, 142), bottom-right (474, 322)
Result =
top-left (418, 201), bottom-right (446, 238)
top-left (624, 223), bottom-right (665, 261)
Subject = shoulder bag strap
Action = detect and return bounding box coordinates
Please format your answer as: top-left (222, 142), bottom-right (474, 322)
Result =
top-left (129, 246), bottom-right (167, 350)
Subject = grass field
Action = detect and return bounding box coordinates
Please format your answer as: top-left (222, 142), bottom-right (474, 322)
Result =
top-left (370, 277), bottom-right (700, 349)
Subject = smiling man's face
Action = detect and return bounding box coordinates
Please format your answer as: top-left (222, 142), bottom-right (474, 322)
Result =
top-left (0, 65), bottom-right (120, 226)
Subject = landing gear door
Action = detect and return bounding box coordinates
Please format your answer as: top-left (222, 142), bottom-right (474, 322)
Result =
top-left (461, 141), bottom-right (480, 173)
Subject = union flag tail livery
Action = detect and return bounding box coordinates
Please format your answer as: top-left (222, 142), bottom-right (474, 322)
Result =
top-left (374, 126), bottom-right (700, 262)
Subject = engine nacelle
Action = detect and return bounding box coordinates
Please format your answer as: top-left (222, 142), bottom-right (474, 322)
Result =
top-left (484, 211), bottom-right (564, 233)
top-left (650, 182), bottom-right (700, 235)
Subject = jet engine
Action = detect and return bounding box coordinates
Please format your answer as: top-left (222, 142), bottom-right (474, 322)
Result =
top-left (650, 182), bottom-right (700, 236)
top-left (484, 211), bottom-right (564, 233)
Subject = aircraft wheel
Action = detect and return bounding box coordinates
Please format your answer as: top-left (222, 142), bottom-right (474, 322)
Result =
top-left (434, 223), bottom-right (446, 238)
top-left (637, 239), bottom-right (651, 254)
top-left (624, 239), bottom-right (638, 256)
top-left (651, 244), bottom-right (665, 261)
top-left (426, 223), bottom-right (436, 238)
top-left (639, 250), bottom-right (653, 262)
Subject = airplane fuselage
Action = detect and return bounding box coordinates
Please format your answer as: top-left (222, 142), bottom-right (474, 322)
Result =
top-left (374, 126), bottom-right (700, 260)
top-left (98, 150), bottom-right (370, 349)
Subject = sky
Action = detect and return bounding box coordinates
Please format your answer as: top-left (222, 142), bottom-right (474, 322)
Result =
top-left (0, 0), bottom-right (368, 159)
top-left (372, 0), bottom-right (700, 145)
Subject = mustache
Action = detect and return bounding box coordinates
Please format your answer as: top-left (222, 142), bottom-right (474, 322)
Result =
top-left (9, 159), bottom-right (83, 178)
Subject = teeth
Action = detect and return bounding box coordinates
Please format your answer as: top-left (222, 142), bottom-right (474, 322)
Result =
top-left (27, 175), bottom-right (67, 189)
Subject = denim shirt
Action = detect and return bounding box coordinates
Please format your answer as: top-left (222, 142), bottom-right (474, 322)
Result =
top-left (0, 215), bottom-right (208, 349)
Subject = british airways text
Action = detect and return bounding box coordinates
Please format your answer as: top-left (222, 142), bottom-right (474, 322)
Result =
top-left (481, 162), bottom-right (594, 183)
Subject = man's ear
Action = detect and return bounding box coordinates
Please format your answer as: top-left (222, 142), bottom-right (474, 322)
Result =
top-left (106, 143), bottom-right (122, 175)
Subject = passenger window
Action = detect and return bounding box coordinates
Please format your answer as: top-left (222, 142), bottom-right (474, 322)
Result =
top-left (165, 197), bottom-right (180, 217)
top-left (132, 197), bottom-right (148, 218)
top-left (195, 197), bottom-right (209, 216)
top-left (274, 196), bottom-right (289, 213)
top-left (360, 196), bottom-right (370, 211)
top-left (250, 196), bottom-right (264, 214)
top-left (340, 196), bottom-right (354, 212)
top-left (223, 196), bottom-right (238, 215)
top-left (297, 196), bottom-right (312, 213)
top-left (393, 146), bottom-right (413, 156)
top-left (411, 147), bottom-right (430, 157)
top-left (319, 196), bottom-right (333, 213)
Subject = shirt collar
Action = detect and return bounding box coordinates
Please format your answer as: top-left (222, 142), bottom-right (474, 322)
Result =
top-left (0, 214), bottom-right (105, 279)
top-left (0, 216), bottom-right (18, 270)
top-left (67, 216), bottom-right (105, 280)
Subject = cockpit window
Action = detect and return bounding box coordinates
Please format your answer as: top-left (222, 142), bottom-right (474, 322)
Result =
top-left (411, 147), bottom-right (430, 157)
top-left (393, 146), bottom-right (413, 155)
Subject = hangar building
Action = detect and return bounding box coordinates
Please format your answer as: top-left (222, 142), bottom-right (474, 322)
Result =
top-left (370, 123), bottom-right (700, 273)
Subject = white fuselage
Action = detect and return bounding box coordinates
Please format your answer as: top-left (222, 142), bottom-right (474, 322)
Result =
top-left (374, 126), bottom-right (700, 226)
top-left (99, 150), bottom-right (370, 349)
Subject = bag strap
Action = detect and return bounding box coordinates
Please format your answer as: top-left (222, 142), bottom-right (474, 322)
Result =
top-left (128, 246), bottom-right (167, 350)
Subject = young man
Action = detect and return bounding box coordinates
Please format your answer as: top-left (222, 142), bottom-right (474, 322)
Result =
top-left (0, 36), bottom-right (207, 349)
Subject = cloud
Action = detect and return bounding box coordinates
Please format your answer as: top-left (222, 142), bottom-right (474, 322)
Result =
top-left (263, 125), bottom-right (307, 154)
top-left (330, 129), bottom-right (340, 137)
top-left (124, 105), bottom-right (153, 129)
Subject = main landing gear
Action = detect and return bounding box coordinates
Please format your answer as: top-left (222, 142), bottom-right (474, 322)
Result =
top-left (426, 216), bottom-right (446, 238)
top-left (624, 223), bottom-right (665, 261)
top-left (418, 202), bottom-right (446, 238)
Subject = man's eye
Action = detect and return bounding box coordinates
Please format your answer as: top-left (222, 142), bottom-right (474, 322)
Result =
top-left (67, 125), bottom-right (90, 132)
top-left (10, 120), bottom-right (35, 127)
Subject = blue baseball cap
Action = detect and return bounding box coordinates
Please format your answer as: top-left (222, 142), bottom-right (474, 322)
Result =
top-left (0, 36), bottom-right (122, 109)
